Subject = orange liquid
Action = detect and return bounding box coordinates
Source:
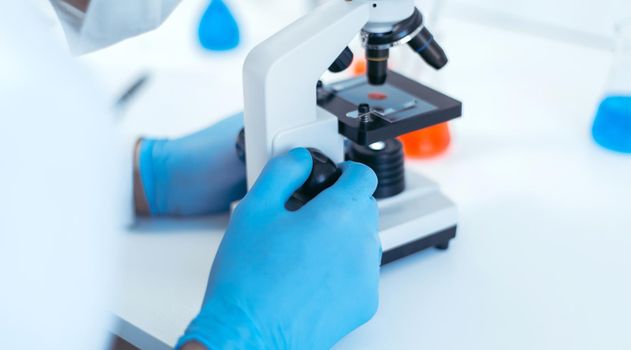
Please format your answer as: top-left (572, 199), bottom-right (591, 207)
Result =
top-left (399, 123), bottom-right (451, 158)
top-left (352, 59), bottom-right (367, 76)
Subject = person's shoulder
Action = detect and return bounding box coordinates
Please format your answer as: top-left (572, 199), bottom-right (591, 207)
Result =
top-left (0, 2), bottom-right (71, 87)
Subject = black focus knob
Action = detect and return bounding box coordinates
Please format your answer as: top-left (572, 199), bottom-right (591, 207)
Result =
top-left (328, 47), bottom-right (354, 73)
top-left (235, 127), bottom-right (246, 163)
top-left (346, 139), bottom-right (405, 199)
top-left (286, 148), bottom-right (342, 211)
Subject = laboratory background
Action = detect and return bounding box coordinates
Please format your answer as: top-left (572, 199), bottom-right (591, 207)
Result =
top-left (27, 0), bottom-right (631, 349)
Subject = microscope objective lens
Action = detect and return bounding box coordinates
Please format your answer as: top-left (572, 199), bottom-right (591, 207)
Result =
top-left (366, 48), bottom-right (389, 85)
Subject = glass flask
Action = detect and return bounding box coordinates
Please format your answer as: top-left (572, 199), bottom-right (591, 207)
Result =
top-left (592, 18), bottom-right (631, 153)
top-left (198, 0), bottom-right (240, 51)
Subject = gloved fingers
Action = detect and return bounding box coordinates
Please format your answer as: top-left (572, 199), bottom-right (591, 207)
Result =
top-left (333, 161), bottom-right (378, 198)
top-left (366, 198), bottom-right (382, 259)
top-left (246, 148), bottom-right (313, 209)
top-left (367, 197), bottom-right (380, 227)
top-left (138, 112), bottom-right (247, 216)
top-left (310, 161), bottom-right (378, 208)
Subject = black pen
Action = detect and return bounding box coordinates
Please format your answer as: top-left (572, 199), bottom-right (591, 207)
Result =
top-left (115, 73), bottom-right (150, 110)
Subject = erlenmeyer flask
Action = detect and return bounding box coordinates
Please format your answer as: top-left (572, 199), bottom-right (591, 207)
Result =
top-left (592, 18), bottom-right (631, 153)
top-left (198, 0), bottom-right (240, 51)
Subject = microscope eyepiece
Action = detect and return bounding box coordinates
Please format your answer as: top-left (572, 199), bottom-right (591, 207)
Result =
top-left (407, 27), bottom-right (448, 70)
top-left (366, 48), bottom-right (389, 85)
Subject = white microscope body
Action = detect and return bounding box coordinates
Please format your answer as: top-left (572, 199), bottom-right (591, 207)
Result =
top-left (243, 0), bottom-right (458, 264)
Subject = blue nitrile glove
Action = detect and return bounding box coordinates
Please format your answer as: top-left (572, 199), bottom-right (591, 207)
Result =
top-left (177, 148), bottom-right (381, 350)
top-left (138, 113), bottom-right (246, 216)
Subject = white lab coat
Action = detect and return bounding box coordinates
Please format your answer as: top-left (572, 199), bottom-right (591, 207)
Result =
top-left (49, 0), bottom-right (181, 54)
top-left (0, 2), bottom-right (130, 349)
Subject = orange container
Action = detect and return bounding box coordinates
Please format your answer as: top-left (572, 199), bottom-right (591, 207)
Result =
top-left (352, 58), bottom-right (367, 76)
top-left (399, 122), bottom-right (451, 158)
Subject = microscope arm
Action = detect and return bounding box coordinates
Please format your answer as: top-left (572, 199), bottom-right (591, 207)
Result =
top-left (240, 0), bottom-right (460, 263)
top-left (243, 0), bottom-right (371, 187)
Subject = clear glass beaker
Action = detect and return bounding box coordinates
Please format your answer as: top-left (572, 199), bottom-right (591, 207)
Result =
top-left (592, 18), bottom-right (631, 153)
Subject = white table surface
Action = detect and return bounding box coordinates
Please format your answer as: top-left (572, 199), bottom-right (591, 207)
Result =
top-left (82, 3), bottom-right (631, 349)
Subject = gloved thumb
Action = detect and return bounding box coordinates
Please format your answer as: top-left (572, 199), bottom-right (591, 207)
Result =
top-left (246, 148), bottom-right (313, 210)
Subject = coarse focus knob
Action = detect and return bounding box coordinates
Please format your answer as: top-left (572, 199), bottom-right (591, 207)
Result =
top-left (235, 127), bottom-right (246, 163)
top-left (286, 148), bottom-right (342, 211)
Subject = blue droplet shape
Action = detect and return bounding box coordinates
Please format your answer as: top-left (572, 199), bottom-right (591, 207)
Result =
top-left (198, 0), bottom-right (240, 51)
top-left (592, 95), bottom-right (631, 153)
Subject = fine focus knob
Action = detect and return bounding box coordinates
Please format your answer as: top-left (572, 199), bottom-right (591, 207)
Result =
top-left (328, 47), bottom-right (354, 73)
top-left (235, 127), bottom-right (246, 163)
top-left (286, 148), bottom-right (342, 211)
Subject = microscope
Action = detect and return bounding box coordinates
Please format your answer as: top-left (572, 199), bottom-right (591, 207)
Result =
top-left (238, 0), bottom-right (462, 264)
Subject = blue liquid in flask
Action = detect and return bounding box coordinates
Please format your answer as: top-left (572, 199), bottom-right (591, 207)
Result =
top-left (198, 0), bottom-right (240, 51)
top-left (592, 95), bottom-right (631, 153)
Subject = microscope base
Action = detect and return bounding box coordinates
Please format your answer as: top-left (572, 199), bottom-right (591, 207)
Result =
top-left (381, 225), bottom-right (456, 265)
top-left (378, 170), bottom-right (458, 265)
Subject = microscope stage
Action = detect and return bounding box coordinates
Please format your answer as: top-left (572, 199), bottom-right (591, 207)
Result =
top-left (318, 70), bottom-right (462, 146)
top-left (316, 71), bottom-right (461, 263)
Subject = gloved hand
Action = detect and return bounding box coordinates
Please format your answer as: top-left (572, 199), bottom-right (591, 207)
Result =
top-left (177, 148), bottom-right (381, 350)
top-left (136, 113), bottom-right (246, 216)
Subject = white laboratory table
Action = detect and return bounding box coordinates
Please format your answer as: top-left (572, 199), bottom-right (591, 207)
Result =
top-left (90, 11), bottom-right (631, 350)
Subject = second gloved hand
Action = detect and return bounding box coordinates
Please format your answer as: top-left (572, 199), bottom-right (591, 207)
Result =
top-left (178, 148), bottom-right (381, 349)
top-left (137, 113), bottom-right (246, 216)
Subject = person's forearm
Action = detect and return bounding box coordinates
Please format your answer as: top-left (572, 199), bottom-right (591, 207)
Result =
top-left (133, 139), bottom-right (151, 216)
top-left (61, 0), bottom-right (90, 12)
top-left (180, 341), bottom-right (207, 350)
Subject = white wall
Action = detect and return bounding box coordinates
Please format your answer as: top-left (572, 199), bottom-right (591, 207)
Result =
top-left (443, 0), bottom-right (631, 48)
